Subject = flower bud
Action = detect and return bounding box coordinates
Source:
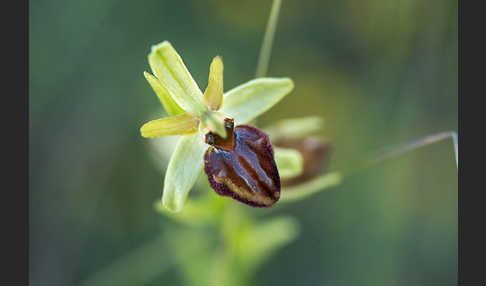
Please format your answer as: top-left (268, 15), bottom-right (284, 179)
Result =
top-left (274, 138), bottom-right (330, 186)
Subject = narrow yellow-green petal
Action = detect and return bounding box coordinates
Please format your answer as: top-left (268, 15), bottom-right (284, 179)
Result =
top-left (148, 41), bottom-right (206, 114)
top-left (162, 133), bottom-right (208, 212)
top-left (140, 113), bottom-right (198, 138)
top-left (274, 147), bottom-right (303, 179)
top-left (221, 77), bottom-right (294, 124)
top-left (143, 71), bottom-right (185, 116)
top-left (203, 56), bottom-right (224, 110)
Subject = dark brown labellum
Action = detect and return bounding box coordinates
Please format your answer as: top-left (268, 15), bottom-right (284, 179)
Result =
top-left (204, 118), bottom-right (281, 207)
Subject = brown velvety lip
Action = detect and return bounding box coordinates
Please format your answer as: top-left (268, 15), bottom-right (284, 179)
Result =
top-left (204, 123), bottom-right (281, 208)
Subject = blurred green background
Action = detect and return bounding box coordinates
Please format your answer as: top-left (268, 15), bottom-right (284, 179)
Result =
top-left (29, 0), bottom-right (458, 285)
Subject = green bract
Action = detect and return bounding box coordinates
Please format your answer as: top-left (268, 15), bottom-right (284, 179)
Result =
top-left (280, 172), bottom-right (342, 202)
top-left (141, 41), bottom-right (295, 212)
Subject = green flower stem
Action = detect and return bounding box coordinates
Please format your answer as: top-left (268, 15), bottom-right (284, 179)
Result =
top-left (255, 0), bottom-right (282, 78)
top-left (351, 131), bottom-right (459, 176)
top-left (369, 131), bottom-right (458, 169)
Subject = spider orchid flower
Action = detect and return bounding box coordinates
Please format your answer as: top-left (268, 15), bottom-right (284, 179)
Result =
top-left (140, 41), bottom-right (294, 212)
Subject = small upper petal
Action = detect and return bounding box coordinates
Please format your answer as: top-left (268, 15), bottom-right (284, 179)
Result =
top-left (203, 56), bottom-right (224, 111)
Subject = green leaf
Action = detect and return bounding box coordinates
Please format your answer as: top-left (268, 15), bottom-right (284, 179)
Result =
top-left (221, 78), bottom-right (294, 124)
top-left (78, 234), bottom-right (171, 286)
top-left (162, 132), bottom-right (208, 212)
top-left (165, 228), bottom-right (216, 286)
top-left (140, 113), bottom-right (199, 138)
top-left (280, 172), bottom-right (342, 202)
top-left (274, 147), bottom-right (303, 179)
top-left (264, 116), bottom-right (325, 140)
top-left (237, 216), bottom-right (299, 272)
top-left (148, 41), bottom-right (206, 115)
top-left (143, 71), bottom-right (185, 116)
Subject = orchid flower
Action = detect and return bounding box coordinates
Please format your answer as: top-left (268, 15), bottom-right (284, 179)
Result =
top-left (140, 41), bottom-right (294, 212)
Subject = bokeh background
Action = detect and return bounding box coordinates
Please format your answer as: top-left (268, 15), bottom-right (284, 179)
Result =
top-left (30, 0), bottom-right (458, 285)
